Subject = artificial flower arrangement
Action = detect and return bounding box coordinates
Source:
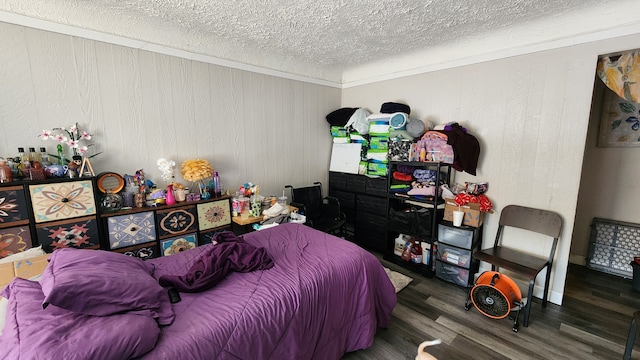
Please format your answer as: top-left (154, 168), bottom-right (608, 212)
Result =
top-left (39, 122), bottom-right (101, 164)
top-left (157, 158), bottom-right (176, 184)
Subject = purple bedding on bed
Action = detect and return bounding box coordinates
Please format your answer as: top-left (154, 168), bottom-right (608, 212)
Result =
top-left (158, 233), bottom-right (274, 292)
top-left (143, 223), bottom-right (397, 359)
top-left (0, 278), bottom-right (160, 360)
top-left (0, 223), bottom-right (396, 360)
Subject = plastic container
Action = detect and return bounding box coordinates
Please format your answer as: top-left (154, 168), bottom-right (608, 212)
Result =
top-left (410, 240), bottom-right (423, 264)
top-left (394, 234), bottom-right (410, 256)
top-left (278, 196), bottom-right (288, 206)
top-left (239, 197), bottom-right (249, 213)
top-left (420, 241), bottom-right (431, 265)
top-left (231, 193), bottom-right (242, 216)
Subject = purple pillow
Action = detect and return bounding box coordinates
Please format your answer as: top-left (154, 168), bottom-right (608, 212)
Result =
top-left (0, 278), bottom-right (160, 359)
top-left (40, 248), bottom-right (174, 325)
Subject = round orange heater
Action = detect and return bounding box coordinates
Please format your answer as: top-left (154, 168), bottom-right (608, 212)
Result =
top-left (470, 271), bottom-right (522, 319)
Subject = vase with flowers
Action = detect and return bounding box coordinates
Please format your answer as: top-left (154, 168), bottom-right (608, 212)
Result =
top-left (157, 158), bottom-right (176, 205)
top-left (39, 123), bottom-right (101, 167)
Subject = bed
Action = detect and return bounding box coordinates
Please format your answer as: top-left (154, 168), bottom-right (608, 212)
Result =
top-left (0, 223), bottom-right (397, 360)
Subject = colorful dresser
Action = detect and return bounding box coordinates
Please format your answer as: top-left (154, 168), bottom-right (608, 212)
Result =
top-left (0, 185), bottom-right (33, 257)
top-left (0, 179), bottom-right (232, 261)
top-left (100, 195), bottom-right (232, 260)
top-left (29, 179), bottom-right (100, 252)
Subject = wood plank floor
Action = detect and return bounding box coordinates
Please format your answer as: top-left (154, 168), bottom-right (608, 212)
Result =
top-left (342, 256), bottom-right (640, 360)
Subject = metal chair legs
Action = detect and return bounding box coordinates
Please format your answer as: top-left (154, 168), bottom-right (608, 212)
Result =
top-left (624, 311), bottom-right (640, 360)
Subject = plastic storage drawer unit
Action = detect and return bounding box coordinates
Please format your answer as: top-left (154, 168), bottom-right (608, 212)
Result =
top-left (438, 223), bottom-right (479, 248)
top-left (435, 259), bottom-right (478, 287)
top-left (438, 243), bottom-right (473, 268)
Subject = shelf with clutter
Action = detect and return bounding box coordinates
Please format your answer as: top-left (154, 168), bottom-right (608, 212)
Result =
top-left (325, 101), bottom-right (491, 277)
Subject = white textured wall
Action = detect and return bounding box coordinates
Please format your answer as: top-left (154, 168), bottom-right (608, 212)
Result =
top-left (0, 22), bottom-right (340, 196)
top-left (572, 78), bottom-right (640, 265)
top-left (342, 35), bottom-right (640, 304)
top-left (4, 18), bottom-right (640, 305)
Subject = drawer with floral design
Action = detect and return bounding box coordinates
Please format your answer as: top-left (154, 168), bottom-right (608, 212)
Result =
top-left (35, 215), bottom-right (100, 252)
top-left (155, 205), bottom-right (198, 239)
top-left (160, 233), bottom-right (198, 256)
top-left (197, 199), bottom-right (231, 231)
top-left (107, 211), bottom-right (157, 250)
top-left (0, 226), bottom-right (33, 259)
top-left (29, 180), bottom-right (96, 223)
top-left (0, 185), bottom-right (30, 228)
top-left (113, 242), bottom-right (159, 261)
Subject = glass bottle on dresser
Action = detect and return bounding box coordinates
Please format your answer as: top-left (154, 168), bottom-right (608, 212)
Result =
top-left (213, 171), bottom-right (221, 197)
top-left (39, 147), bottom-right (51, 167)
top-left (0, 157), bottom-right (12, 183)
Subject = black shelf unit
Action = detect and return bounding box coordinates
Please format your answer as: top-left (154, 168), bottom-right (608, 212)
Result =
top-left (383, 161), bottom-right (453, 277)
top-left (328, 171), bottom-right (388, 252)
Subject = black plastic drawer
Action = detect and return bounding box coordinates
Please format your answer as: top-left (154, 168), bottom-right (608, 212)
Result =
top-left (343, 207), bottom-right (356, 224)
top-left (365, 176), bottom-right (388, 197)
top-left (346, 174), bottom-right (366, 193)
top-left (355, 213), bottom-right (387, 252)
top-left (329, 172), bottom-right (347, 191)
top-left (329, 189), bottom-right (356, 209)
top-left (356, 194), bottom-right (387, 216)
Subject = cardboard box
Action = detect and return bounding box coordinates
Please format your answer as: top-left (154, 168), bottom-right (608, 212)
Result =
top-left (0, 262), bottom-right (14, 288)
top-left (443, 199), bottom-right (484, 227)
top-left (0, 254), bottom-right (51, 288)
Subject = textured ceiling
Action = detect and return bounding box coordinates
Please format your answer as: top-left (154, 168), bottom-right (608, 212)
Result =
top-left (1, 0), bottom-right (640, 84)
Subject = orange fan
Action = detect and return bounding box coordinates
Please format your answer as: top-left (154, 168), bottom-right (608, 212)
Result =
top-left (465, 271), bottom-right (524, 332)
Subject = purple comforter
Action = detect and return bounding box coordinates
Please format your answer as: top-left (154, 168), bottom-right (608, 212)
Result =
top-left (0, 223), bottom-right (397, 360)
top-left (158, 232), bottom-right (274, 292)
top-left (144, 223), bottom-right (396, 359)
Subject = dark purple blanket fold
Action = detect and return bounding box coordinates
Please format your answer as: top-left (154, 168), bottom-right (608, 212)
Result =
top-left (158, 232), bottom-right (274, 292)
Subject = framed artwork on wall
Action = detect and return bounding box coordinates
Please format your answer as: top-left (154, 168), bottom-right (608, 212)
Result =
top-left (598, 88), bottom-right (640, 147)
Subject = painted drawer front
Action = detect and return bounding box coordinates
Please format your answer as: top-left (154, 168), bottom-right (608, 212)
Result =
top-left (199, 228), bottom-right (228, 245)
top-left (35, 216), bottom-right (100, 252)
top-left (29, 180), bottom-right (96, 223)
top-left (156, 206), bottom-right (198, 238)
top-left (118, 243), bottom-right (159, 261)
top-left (107, 211), bottom-right (157, 250)
top-left (0, 226), bottom-right (33, 259)
top-left (197, 199), bottom-right (230, 231)
top-left (0, 186), bottom-right (30, 226)
top-left (161, 233), bottom-right (197, 256)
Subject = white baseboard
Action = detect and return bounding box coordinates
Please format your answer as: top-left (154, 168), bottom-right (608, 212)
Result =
top-left (569, 254), bottom-right (587, 266)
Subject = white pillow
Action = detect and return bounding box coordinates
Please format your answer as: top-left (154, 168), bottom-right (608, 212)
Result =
top-left (0, 296), bottom-right (7, 335)
top-left (0, 246), bottom-right (46, 264)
